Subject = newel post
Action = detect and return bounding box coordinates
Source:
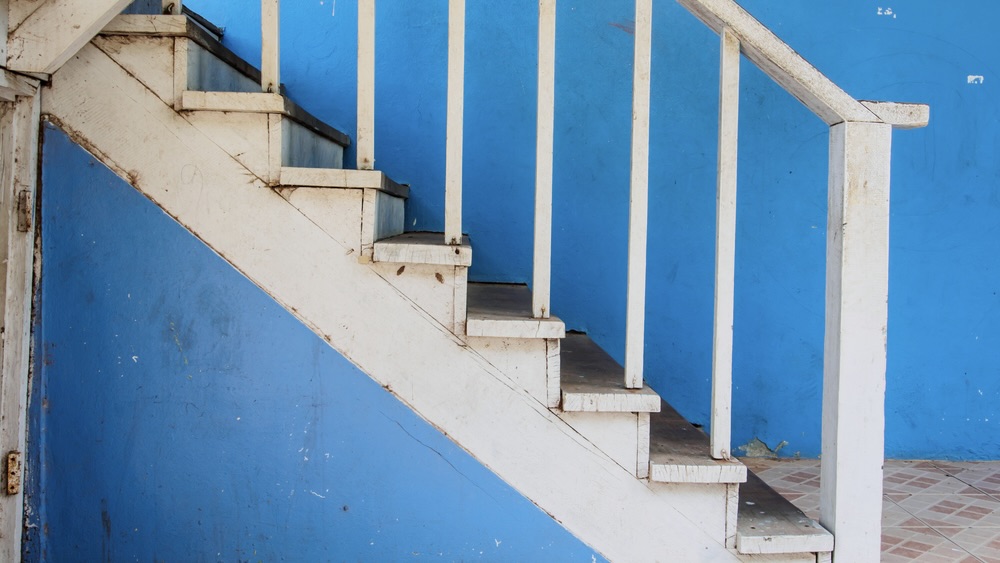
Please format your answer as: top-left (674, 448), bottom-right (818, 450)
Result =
top-left (820, 121), bottom-right (893, 563)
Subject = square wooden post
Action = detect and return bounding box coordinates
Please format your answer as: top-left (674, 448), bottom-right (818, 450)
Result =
top-left (821, 120), bottom-right (893, 563)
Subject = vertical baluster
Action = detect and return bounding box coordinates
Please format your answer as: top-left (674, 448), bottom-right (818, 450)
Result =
top-left (261, 0), bottom-right (280, 93)
top-left (624, 0), bottom-right (652, 389)
top-left (357, 0), bottom-right (376, 170)
top-left (711, 28), bottom-right (740, 460)
top-left (444, 0), bottom-right (465, 245)
top-left (533, 0), bottom-right (556, 319)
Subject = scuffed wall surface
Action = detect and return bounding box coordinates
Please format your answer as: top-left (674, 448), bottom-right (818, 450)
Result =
top-left (24, 125), bottom-right (607, 562)
top-left (183, 0), bottom-right (998, 459)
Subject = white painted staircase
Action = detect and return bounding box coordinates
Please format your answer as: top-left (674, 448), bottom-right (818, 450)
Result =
top-left (36, 9), bottom-right (840, 562)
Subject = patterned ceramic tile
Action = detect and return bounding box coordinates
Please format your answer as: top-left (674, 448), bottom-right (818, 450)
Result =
top-left (746, 458), bottom-right (1000, 561)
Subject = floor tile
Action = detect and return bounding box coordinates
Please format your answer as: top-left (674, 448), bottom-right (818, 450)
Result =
top-left (935, 527), bottom-right (1000, 562)
top-left (880, 526), bottom-right (975, 561)
top-left (897, 494), bottom-right (1000, 528)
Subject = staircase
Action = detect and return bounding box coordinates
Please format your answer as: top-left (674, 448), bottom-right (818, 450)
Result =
top-left (27, 8), bottom-right (842, 562)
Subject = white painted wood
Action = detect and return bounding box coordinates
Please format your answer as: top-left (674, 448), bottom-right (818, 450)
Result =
top-left (0, 68), bottom-right (38, 103)
top-left (711, 27), bottom-right (739, 461)
top-left (7, 0), bottom-right (133, 74)
top-left (281, 118), bottom-right (344, 169)
top-left (648, 400), bottom-right (747, 484)
top-left (92, 36), bottom-right (174, 104)
top-left (676, 0), bottom-right (880, 126)
top-left (468, 337), bottom-right (550, 406)
top-left (817, 553), bottom-right (833, 563)
top-left (276, 187), bottom-right (365, 255)
top-left (185, 40), bottom-right (260, 94)
top-left (820, 121), bottom-right (893, 563)
top-left (649, 482), bottom-right (731, 547)
top-left (267, 112), bottom-right (282, 185)
top-left (45, 42), bottom-right (744, 562)
top-left (545, 338), bottom-right (561, 408)
top-left (624, 0), bottom-right (652, 390)
top-left (0, 0), bottom-right (8, 63)
top-left (370, 263), bottom-right (466, 334)
top-left (357, 0), bottom-right (375, 170)
top-left (9, 0), bottom-right (43, 32)
top-left (182, 110), bottom-right (271, 180)
top-left (260, 0), bottom-right (280, 93)
top-left (559, 412), bottom-right (645, 477)
top-left (453, 265), bottom-right (468, 337)
top-left (860, 100), bottom-right (930, 130)
top-left (0, 88), bottom-right (41, 563)
top-left (725, 484), bottom-right (739, 549)
top-left (637, 412), bottom-right (651, 479)
top-left (179, 90), bottom-right (286, 113)
top-left (444, 0), bottom-right (464, 245)
top-left (561, 333), bottom-right (661, 413)
top-left (738, 473), bottom-right (834, 555)
top-left (280, 167), bottom-right (407, 198)
top-left (373, 232), bottom-right (472, 267)
top-left (101, 14), bottom-right (190, 36)
top-left (172, 35), bottom-right (187, 107)
top-left (162, 0), bottom-right (181, 15)
top-left (532, 0), bottom-right (556, 319)
top-left (370, 189), bottom-right (405, 243)
top-left (465, 283), bottom-right (565, 339)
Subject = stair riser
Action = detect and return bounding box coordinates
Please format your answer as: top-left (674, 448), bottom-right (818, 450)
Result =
top-left (467, 337), bottom-right (560, 408)
top-left (369, 263), bottom-right (468, 336)
top-left (559, 412), bottom-right (650, 478)
top-left (277, 187), bottom-right (404, 260)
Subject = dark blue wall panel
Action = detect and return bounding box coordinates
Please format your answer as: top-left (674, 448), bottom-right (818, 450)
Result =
top-left (27, 124), bottom-right (605, 562)
top-left (181, 0), bottom-right (998, 459)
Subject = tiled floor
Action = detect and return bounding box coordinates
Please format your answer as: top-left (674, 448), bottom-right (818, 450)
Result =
top-left (745, 458), bottom-right (1000, 562)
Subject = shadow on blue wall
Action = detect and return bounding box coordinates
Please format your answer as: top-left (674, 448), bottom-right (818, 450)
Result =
top-left (182, 0), bottom-right (999, 459)
top-left (25, 125), bottom-right (606, 562)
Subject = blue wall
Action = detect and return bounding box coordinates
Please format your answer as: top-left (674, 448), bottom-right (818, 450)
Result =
top-left (182, 0), bottom-right (1000, 460)
top-left (25, 125), bottom-right (606, 561)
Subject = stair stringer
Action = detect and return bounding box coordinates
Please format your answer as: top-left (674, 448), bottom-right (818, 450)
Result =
top-left (43, 43), bottom-right (744, 562)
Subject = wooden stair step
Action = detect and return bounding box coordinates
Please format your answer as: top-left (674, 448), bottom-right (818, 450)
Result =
top-left (279, 168), bottom-right (408, 199)
top-left (177, 91), bottom-right (351, 148)
top-left (560, 333), bottom-right (660, 413)
top-left (736, 471), bottom-right (834, 555)
top-left (373, 232), bottom-right (472, 267)
top-left (466, 283), bottom-right (565, 339)
top-left (648, 400), bottom-right (747, 484)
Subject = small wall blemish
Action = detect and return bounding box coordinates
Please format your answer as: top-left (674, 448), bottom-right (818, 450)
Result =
top-left (968, 75), bottom-right (985, 85)
top-left (876, 7), bottom-right (897, 19)
top-left (738, 437), bottom-right (789, 459)
top-left (609, 21), bottom-right (635, 35)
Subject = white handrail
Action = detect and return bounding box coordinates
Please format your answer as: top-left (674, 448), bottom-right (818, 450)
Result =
top-left (533, 0), bottom-right (556, 320)
top-left (624, 0), bottom-right (653, 390)
top-left (357, 0), bottom-right (376, 170)
top-left (260, 0), bottom-right (280, 93)
top-left (710, 27), bottom-right (740, 461)
top-left (444, 0), bottom-right (465, 245)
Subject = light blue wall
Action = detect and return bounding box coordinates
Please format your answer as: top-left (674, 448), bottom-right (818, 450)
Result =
top-left (181, 0), bottom-right (1000, 460)
top-left (25, 125), bottom-right (607, 561)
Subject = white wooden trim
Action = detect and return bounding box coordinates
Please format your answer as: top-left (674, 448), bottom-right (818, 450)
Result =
top-left (7, 0), bottom-right (134, 74)
top-left (179, 90), bottom-right (286, 113)
top-left (357, 0), bottom-right (376, 170)
top-left (710, 28), bottom-right (739, 461)
top-left (860, 100), bottom-right (930, 130)
top-left (101, 14), bottom-right (189, 36)
top-left (260, 0), bottom-right (280, 93)
top-left (0, 0), bottom-right (8, 62)
top-left (444, 0), bottom-right (465, 245)
top-left (0, 69), bottom-right (39, 103)
top-left (0, 89), bottom-right (41, 563)
top-left (820, 121), bottom-right (893, 563)
top-left (624, 0), bottom-right (652, 389)
top-left (676, 0), bottom-right (880, 126)
top-left (532, 0), bottom-right (556, 319)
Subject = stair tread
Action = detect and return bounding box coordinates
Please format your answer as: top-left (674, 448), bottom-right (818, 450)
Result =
top-left (179, 91), bottom-right (351, 147)
top-left (373, 232), bottom-right (472, 267)
top-left (648, 400), bottom-right (747, 484)
top-left (280, 168), bottom-right (408, 199)
top-left (560, 333), bottom-right (660, 413)
top-left (736, 471), bottom-right (834, 555)
top-left (466, 283), bottom-right (565, 339)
